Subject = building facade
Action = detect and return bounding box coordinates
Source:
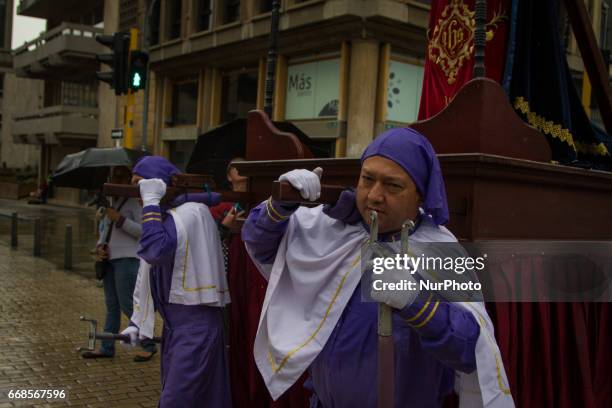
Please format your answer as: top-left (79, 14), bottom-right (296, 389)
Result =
top-left (106, 0), bottom-right (432, 169)
top-left (8, 0), bottom-right (106, 203)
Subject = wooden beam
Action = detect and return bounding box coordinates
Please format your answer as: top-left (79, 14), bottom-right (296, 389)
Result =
top-left (103, 181), bottom-right (345, 205)
top-left (563, 0), bottom-right (612, 134)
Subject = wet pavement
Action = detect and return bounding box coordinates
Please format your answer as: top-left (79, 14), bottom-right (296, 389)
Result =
top-left (0, 242), bottom-right (161, 407)
top-left (0, 199), bottom-right (98, 278)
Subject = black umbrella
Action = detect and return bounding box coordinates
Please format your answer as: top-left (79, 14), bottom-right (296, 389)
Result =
top-left (186, 119), bottom-right (248, 189)
top-left (186, 118), bottom-right (330, 189)
top-left (52, 147), bottom-right (149, 190)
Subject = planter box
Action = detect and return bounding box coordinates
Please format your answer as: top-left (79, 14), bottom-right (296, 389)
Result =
top-left (0, 182), bottom-right (37, 199)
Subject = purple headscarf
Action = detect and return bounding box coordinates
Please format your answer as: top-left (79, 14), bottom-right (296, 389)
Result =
top-left (133, 156), bottom-right (180, 185)
top-left (360, 128), bottom-right (449, 225)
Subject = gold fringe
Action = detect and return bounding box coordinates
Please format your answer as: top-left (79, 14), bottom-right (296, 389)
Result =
top-left (513, 96), bottom-right (609, 157)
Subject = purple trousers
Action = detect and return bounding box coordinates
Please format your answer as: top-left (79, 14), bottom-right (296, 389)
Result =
top-left (158, 303), bottom-right (231, 408)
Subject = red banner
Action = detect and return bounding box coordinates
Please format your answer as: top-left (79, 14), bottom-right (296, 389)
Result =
top-left (418, 0), bottom-right (511, 119)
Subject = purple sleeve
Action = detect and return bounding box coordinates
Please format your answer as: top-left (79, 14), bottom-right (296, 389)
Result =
top-left (241, 198), bottom-right (298, 264)
top-left (137, 205), bottom-right (177, 265)
top-left (399, 293), bottom-right (479, 373)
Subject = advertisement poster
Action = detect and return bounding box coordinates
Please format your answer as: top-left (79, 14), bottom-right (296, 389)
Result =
top-left (285, 58), bottom-right (340, 120)
top-left (386, 60), bottom-right (424, 123)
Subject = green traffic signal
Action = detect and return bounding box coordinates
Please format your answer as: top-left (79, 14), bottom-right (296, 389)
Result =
top-left (128, 51), bottom-right (149, 91)
top-left (132, 72), bottom-right (142, 88)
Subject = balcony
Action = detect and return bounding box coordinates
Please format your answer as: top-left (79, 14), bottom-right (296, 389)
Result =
top-left (13, 23), bottom-right (104, 81)
top-left (17, 0), bottom-right (99, 19)
top-left (12, 105), bottom-right (98, 147)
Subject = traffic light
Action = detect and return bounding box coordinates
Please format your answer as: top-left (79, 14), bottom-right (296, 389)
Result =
top-left (95, 32), bottom-right (130, 95)
top-left (128, 51), bottom-right (149, 91)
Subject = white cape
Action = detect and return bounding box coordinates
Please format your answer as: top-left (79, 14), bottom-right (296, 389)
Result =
top-left (247, 205), bottom-right (514, 407)
top-left (132, 202), bottom-right (230, 338)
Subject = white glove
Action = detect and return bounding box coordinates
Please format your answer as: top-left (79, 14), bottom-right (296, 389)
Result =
top-left (138, 178), bottom-right (166, 207)
top-left (120, 326), bottom-right (140, 349)
top-left (278, 167), bottom-right (323, 201)
top-left (369, 263), bottom-right (420, 310)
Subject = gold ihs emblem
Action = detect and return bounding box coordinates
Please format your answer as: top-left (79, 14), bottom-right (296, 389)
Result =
top-left (428, 0), bottom-right (506, 84)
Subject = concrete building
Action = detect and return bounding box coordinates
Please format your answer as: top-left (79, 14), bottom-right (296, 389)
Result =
top-left (8, 0), bottom-right (106, 203)
top-left (0, 0), bottom-right (42, 171)
top-left (103, 0), bottom-right (432, 169)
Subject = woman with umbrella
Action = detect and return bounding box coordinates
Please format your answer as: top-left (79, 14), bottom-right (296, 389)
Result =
top-left (81, 165), bottom-right (158, 361)
top-left (51, 147), bottom-right (156, 361)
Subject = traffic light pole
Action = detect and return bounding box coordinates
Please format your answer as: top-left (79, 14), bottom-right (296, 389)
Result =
top-left (124, 28), bottom-right (139, 149)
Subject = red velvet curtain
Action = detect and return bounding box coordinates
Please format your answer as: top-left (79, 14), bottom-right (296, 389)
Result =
top-left (482, 256), bottom-right (611, 407)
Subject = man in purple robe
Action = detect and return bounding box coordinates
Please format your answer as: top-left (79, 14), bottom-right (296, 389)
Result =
top-left (122, 156), bottom-right (232, 408)
top-left (242, 128), bottom-right (513, 407)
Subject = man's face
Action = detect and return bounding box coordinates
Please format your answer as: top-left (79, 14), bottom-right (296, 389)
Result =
top-left (227, 167), bottom-right (248, 192)
top-left (356, 156), bottom-right (421, 233)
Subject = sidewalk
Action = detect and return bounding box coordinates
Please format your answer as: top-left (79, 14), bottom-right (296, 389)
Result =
top-left (0, 243), bottom-right (161, 407)
top-left (0, 198), bottom-right (98, 278)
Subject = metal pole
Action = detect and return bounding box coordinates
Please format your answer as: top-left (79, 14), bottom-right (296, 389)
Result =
top-left (33, 218), bottom-right (41, 257)
top-left (263, 0), bottom-right (281, 117)
top-left (370, 211), bottom-right (394, 408)
top-left (10, 212), bottom-right (18, 248)
top-left (64, 224), bottom-right (73, 270)
top-left (473, 0), bottom-right (487, 78)
top-left (141, 0), bottom-right (160, 151)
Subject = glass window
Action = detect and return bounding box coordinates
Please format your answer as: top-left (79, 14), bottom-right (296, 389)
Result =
top-left (220, 71), bottom-right (257, 123)
top-left (259, 0), bottom-right (273, 13)
top-left (44, 81), bottom-right (98, 108)
top-left (285, 58), bottom-right (340, 120)
top-left (167, 0), bottom-right (182, 40)
top-left (171, 82), bottom-right (198, 126)
top-left (150, 0), bottom-right (161, 45)
top-left (222, 0), bottom-right (240, 24)
top-left (195, 0), bottom-right (213, 32)
top-left (385, 60), bottom-right (424, 123)
top-left (61, 81), bottom-right (99, 108)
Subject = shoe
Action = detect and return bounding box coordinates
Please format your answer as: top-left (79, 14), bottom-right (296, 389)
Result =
top-left (81, 351), bottom-right (113, 359)
top-left (133, 349), bottom-right (157, 362)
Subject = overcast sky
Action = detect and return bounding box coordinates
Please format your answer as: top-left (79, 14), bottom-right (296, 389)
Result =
top-left (11, 0), bottom-right (46, 49)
